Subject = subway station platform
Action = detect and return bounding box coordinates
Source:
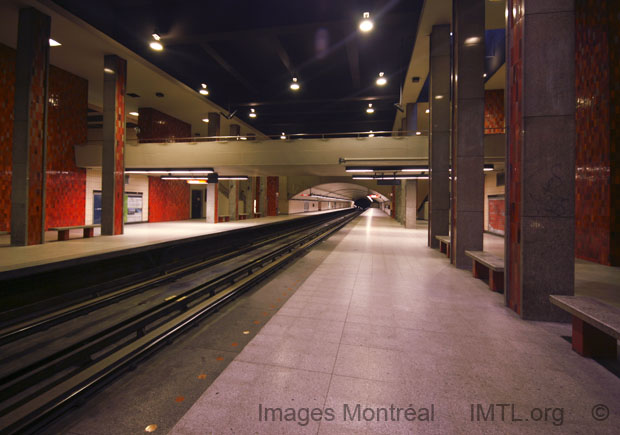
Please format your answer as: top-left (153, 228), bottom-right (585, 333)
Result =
top-left (143, 208), bottom-right (618, 434)
top-left (0, 211), bottom-right (336, 274)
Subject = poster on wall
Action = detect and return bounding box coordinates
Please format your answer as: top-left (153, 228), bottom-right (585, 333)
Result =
top-left (125, 192), bottom-right (143, 223)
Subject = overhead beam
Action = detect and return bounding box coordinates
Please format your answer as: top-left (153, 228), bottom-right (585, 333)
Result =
top-left (270, 36), bottom-right (294, 75)
top-left (345, 39), bottom-right (361, 88)
top-left (233, 94), bottom-right (398, 107)
top-left (199, 43), bottom-right (257, 94)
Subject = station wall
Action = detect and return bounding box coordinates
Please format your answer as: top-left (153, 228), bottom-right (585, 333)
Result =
top-left (148, 177), bottom-right (190, 222)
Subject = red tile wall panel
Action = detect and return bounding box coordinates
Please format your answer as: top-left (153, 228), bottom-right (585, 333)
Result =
top-left (488, 197), bottom-right (505, 235)
top-left (148, 177), bottom-right (190, 222)
top-left (138, 107), bottom-right (191, 143)
top-left (608, 0), bottom-right (620, 265)
top-left (484, 90), bottom-right (505, 134)
top-left (574, 0), bottom-right (613, 265)
top-left (266, 176), bottom-right (278, 216)
top-left (113, 58), bottom-right (126, 235)
top-left (45, 65), bottom-right (87, 229)
top-left (507, 0), bottom-right (523, 314)
top-left (0, 44), bottom-right (87, 233)
top-left (0, 44), bottom-right (15, 232)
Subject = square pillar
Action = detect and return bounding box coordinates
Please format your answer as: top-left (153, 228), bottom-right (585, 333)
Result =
top-left (428, 24), bottom-right (451, 248)
top-left (11, 8), bottom-right (50, 246)
top-left (206, 181), bottom-right (218, 223)
top-left (405, 180), bottom-right (418, 229)
top-left (451, 0), bottom-right (485, 269)
top-left (102, 55), bottom-right (126, 236)
top-left (228, 180), bottom-right (238, 220)
top-left (505, 0), bottom-right (575, 320)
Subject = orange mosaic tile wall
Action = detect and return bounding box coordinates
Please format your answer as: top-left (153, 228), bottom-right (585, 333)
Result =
top-left (0, 43), bottom-right (87, 232)
top-left (148, 177), bottom-right (190, 222)
top-left (484, 89), bottom-right (504, 134)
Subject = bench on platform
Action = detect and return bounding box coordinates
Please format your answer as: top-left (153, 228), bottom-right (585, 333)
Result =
top-left (218, 215), bottom-right (231, 223)
top-left (48, 224), bottom-right (100, 241)
top-left (253, 212), bottom-right (262, 218)
top-left (550, 295), bottom-right (620, 359)
top-left (0, 231), bottom-right (8, 236)
top-left (238, 213), bottom-right (248, 220)
top-left (435, 235), bottom-right (451, 257)
top-left (465, 250), bottom-right (505, 292)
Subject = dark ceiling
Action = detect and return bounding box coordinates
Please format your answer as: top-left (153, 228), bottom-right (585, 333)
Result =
top-left (52, 0), bottom-right (422, 136)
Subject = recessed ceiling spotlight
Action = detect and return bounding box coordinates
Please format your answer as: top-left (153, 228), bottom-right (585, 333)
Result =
top-left (249, 108), bottom-right (257, 118)
top-left (290, 77), bottom-right (300, 91)
top-left (483, 73), bottom-right (487, 78)
top-left (149, 33), bottom-right (163, 51)
top-left (359, 12), bottom-right (373, 32)
top-left (202, 118), bottom-right (209, 123)
top-left (129, 111), bottom-right (139, 117)
top-left (199, 83), bottom-right (209, 95)
top-left (49, 38), bottom-right (61, 47)
top-left (280, 132), bottom-right (286, 140)
top-left (376, 72), bottom-right (387, 86)
top-left (366, 103), bottom-right (374, 114)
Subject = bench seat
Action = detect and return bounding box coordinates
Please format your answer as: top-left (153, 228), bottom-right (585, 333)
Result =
top-left (49, 224), bottom-right (100, 241)
top-left (435, 235), bottom-right (451, 257)
top-left (550, 295), bottom-right (620, 359)
top-left (465, 250), bottom-right (504, 292)
top-left (218, 215), bottom-right (231, 223)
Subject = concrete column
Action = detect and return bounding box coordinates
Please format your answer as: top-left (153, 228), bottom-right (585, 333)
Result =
top-left (229, 123), bottom-right (240, 137)
top-left (278, 176), bottom-right (288, 215)
top-left (102, 55), bottom-right (127, 236)
top-left (405, 180), bottom-right (418, 229)
top-left (247, 178), bottom-right (255, 216)
top-left (406, 103), bottom-right (417, 135)
top-left (206, 181), bottom-right (218, 223)
top-left (11, 8), bottom-right (50, 246)
top-left (228, 180), bottom-right (238, 220)
top-left (208, 112), bottom-right (220, 139)
top-left (505, 0), bottom-right (575, 320)
top-left (451, 1), bottom-right (485, 269)
top-left (428, 24), bottom-right (451, 248)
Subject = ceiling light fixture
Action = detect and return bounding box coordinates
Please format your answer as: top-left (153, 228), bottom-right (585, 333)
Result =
top-left (366, 103), bottom-right (375, 114)
top-left (149, 33), bottom-right (163, 51)
top-left (290, 77), bottom-right (300, 91)
top-left (435, 95), bottom-right (444, 100)
top-left (346, 168), bottom-right (374, 173)
top-left (104, 68), bottom-right (115, 74)
top-left (425, 109), bottom-right (430, 114)
top-left (280, 132), bottom-right (286, 140)
top-left (240, 136), bottom-right (248, 140)
top-left (416, 131), bottom-right (421, 136)
top-left (369, 131), bottom-right (375, 138)
top-left (359, 12), bottom-right (374, 32)
top-left (464, 36), bottom-right (482, 46)
top-left (249, 108), bottom-right (257, 118)
top-left (129, 111), bottom-right (139, 117)
top-left (49, 38), bottom-right (61, 47)
top-left (376, 72), bottom-right (387, 86)
top-left (202, 118), bottom-right (210, 123)
top-left (199, 83), bottom-right (209, 95)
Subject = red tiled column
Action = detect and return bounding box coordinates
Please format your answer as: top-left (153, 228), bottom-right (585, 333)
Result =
top-left (102, 55), bottom-right (126, 235)
top-left (10, 8), bottom-right (50, 246)
top-left (505, 0), bottom-right (575, 320)
top-left (266, 176), bottom-right (278, 216)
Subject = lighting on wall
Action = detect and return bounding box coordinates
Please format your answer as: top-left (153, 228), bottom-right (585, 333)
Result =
top-left (425, 109), bottom-right (430, 114)
top-left (280, 132), bottom-right (287, 140)
top-left (376, 72), bottom-right (387, 86)
top-left (290, 77), bottom-right (300, 91)
top-left (199, 83), bottom-right (209, 95)
top-left (345, 168), bottom-right (374, 173)
top-left (219, 176), bottom-right (249, 181)
top-left (366, 103), bottom-right (375, 114)
top-left (464, 36), bottom-right (481, 46)
top-left (434, 95), bottom-right (444, 100)
top-left (249, 108), bottom-right (257, 118)
top-left (416, 131), bottom-right (421, 136)
top-left (368, 131), bottom-right (375, 138)
top-left (359, 12), bottom-right (373, 32)
top-left (126, 168), bottom-right (214, 175)
top-left (49, 39), bottom-right (61, 47)
top-left (129, 111), bottom-right (139, 117)
top-left (104, 68), bottom-right (115, 74)
top-left (149, 33), bottom-right (163, 51)
top-left (202, 118), bottom-right (210, 123)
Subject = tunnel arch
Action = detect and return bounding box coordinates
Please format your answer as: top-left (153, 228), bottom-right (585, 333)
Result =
top-left (290, 182), bottom-right (389, 211)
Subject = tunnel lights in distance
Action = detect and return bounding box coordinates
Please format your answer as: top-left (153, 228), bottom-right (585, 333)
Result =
top-left (150, 33), bottom-right (163, 51)
top-left (290, 77), bottom-right (300, 91)
top-left (359, 12), bottom-right (373, 32)
top-left (366, 103), bottom-right (374, 114)
top-left (199, 83), bottom-right (209, 95)
top-left (249, 108), bottom-right (257, 118)
top-left (376, 72), bottom-right (387, 86)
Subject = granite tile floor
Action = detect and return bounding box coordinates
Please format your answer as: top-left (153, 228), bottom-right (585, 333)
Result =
top-left (170, 208), bottom-right (620, 434)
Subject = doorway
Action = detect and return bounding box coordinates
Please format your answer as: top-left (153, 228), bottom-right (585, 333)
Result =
top-left (192, 190), bottom-right (203, 218)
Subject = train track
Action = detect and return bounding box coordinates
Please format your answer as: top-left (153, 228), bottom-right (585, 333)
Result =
top-left (0, 209), bottom-right (359, 434)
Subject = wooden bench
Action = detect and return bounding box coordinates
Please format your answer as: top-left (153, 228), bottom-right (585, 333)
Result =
top-left (49, 224), bottom-right (100, 241)
top-left (435, 235), bottom-right (451, 257)
top-left (465, 250), bottom-right (505, 292)
top-left (218, 215), bottom-right (230, 223)
top-left (550, 295), bottom-right (620, 359)
top-left (253, 212), bottom-right (262, 218)
top-left (238, 213), bottom-right (248, 220)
